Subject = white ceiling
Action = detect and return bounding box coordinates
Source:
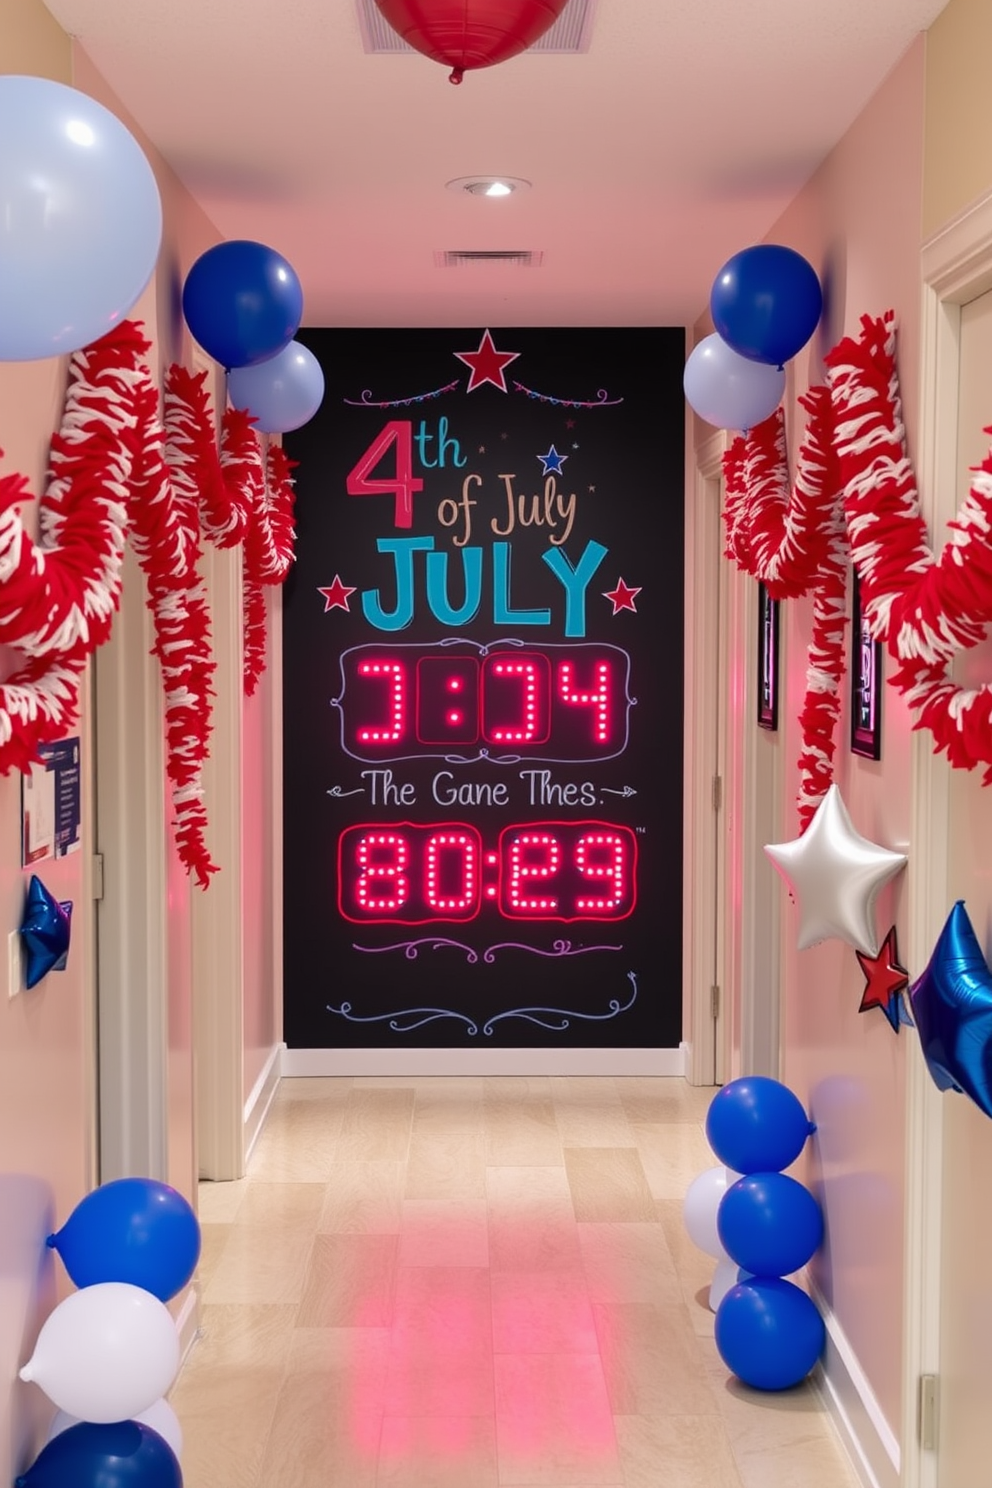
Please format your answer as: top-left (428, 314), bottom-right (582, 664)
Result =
top-left (43, 0), bottom-right (948, 328)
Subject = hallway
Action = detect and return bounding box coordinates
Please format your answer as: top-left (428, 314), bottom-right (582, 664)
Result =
top-left (171, 1075), bottom-right (859, 1487)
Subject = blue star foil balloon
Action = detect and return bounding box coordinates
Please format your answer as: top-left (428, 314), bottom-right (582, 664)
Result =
top-left (20, 876), bottom-right (72, 989)
top-left (910, 901), bottom-right (992, 1117)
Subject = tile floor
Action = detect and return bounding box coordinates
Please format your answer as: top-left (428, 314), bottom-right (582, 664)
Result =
top-left (171, 1075), bottom-right (861, 1488)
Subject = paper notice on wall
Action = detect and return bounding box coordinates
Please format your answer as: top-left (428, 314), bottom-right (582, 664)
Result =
top-left (21, 737), bottom-right (81, 866)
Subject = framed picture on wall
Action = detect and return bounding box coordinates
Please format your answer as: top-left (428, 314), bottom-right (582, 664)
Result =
top-left (851, 570), bottom-right (882, 760)
top-left (757, 582), bottom-right (779, 731)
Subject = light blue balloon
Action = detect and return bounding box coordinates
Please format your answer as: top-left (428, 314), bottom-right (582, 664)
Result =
top-left (227, 340), bottom-right (325, 433)
top-left (0, 76), bottom-right (162, 362)
top-left (683, 332), bottom-right (785, 432)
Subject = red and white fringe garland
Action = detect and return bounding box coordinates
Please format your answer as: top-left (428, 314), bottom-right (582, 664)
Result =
top-left (724, 308), bottom-right (992, 823)
top-left (0, 324), bottom-right (298, 886)
top-left (722, 391), bottom-right (848, 827)
top-left (828, 312), bottom-right (992, 782)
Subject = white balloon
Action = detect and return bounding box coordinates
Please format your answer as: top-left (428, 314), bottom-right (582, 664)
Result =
top-left (20, 1282), bottom-right (180, 1423)
top-left (709, 1255), bottom-right (740, 1312)
top-left (765, 784), bottom-right (907, 955)
top-left (48, 1397), bottom-right (183, 1460)
top-left (683, 1165), bottom-right (731, 1257)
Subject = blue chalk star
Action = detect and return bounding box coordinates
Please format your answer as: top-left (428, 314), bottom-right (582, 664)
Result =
top-left (911, 901), bottom-right (992, 1118)
top-left (537, 445), bottom-right (568, 476)
top-left (19, 875), bottom-right (72, 989)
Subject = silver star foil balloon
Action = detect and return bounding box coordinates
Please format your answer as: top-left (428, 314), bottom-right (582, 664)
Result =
top-left (764, 785), bottom-right (906, 956)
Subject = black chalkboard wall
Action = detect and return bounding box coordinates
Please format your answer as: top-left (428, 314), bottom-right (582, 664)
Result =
top-left (282, 327), bottom-right (684, 1049)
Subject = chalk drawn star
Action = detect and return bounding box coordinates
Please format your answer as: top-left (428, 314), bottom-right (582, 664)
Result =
top-left (318, 576), bottom-right (356, 612)
top-left (454, 330), bottom-right (520, 393)
top-left (603, 578), bottom-right (641, 615)
top-left (537, 445), bottom-right (568, 476)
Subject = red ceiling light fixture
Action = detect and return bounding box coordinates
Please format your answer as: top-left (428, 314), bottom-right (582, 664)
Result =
top-left (371, 0), bottom-right (570, 83)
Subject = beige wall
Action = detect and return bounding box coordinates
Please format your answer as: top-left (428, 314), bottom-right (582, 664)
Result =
top-left (1, 7), bottom-right (283, 1478)
top-left (692, 37), bottom-right (926, 1448)
top-left (0, 4), bottom-right (93, 1479)
top-left (923, 0), bottom-right (992, 237)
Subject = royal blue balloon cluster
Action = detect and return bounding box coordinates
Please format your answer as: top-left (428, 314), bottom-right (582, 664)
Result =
top-left (18, 1180), bottom-right (200, 1487)
top-left (706, 1077), bottom-right (826, 1391)
top-left (182, 240), bottom-right (324, 433)
top-left (683, 244), bottom-right (823, 433)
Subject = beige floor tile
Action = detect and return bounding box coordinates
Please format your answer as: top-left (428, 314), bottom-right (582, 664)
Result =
top-left (384, 1343), bottom-right (495, 1416)
top-left (494, 1352), bottom-right (622, 1484)
top-left (486, 1165), bottom-right (572, 1207)
top-left (489, 1201), bottom-right (585, 1273)
top-left (593, 1301), bottom-right (720, 1415)
top-left (484, 1098), bottom-right (563, 1165)
top-left (277, 1075), bottom-right (354, 1101)
top-left (412, 1080), bottom-right (484, 1134)
top-left (730, 1428), bottom-right (862, 1488)
top-left (197, 1177), bottom-right (248, 1223)
top-left (378, 1413), bottom-right (499, 1487)
top-left (256, 1363), bottom-right (381, 1487)
top-left (247, 1105), bottom-right (343, 1182)
top-left (492, 1270), bottom-right (599, 1353)
top-left (296, 1232), bottom-right (399, 1328)
top-left (337, 1087), bottom-right (416, 1160)
top-left (484, 1076), bottom-right (553, 1101)
top-left (576, 1221), bottom-right (682, 1305)
top-left (392, 1264), bottom-right (492, 1353)
top-left (630, 1120), bottom-right (715, 1202)
top-left (397, 1199), bottom-right (490, 1266)
top-left (655, 1195), bottom-right (723, 1322)
top-left (615, 1076), bottom-right (717, 1125)
top-left (614, 1413), bottom-right (744, 1488)
top-left (195, 1222), bottom-right (233, 1289)
top-left (233, 1180), bottom-right (326, 1230)
top-left (184, 1303), bottom-right (298, 1373)
top-left (318, 1159), bottom-right (405, 1233)
top-left (404, 1133), bottom-right (487, 1199)
top-left (287, 1324), bottom-right (391, 1384)
top-left (549, 1076), bottom-right (622, 1104)
top-left (169, 1366), bottom-right (284, 1488)
top-left (202, 1225), bottom-right (314, 1305)
top-left (563, 1147), bottom-right (657, 1222)
top-left (554, 1100), bottom-right (636, 1147)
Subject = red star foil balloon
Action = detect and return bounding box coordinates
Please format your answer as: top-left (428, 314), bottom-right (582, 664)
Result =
top-left (373, 0), bottom-right (569, 84)
top-left (764, 785), bottom-right (906, 956)
top-left (856, 925), bottom-right (912, 1033)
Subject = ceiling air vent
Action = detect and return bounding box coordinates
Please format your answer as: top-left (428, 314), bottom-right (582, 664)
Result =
top-left (436, 250), bottom-right (544, 268)
top-left (358, 0), bottom-right (596, 55)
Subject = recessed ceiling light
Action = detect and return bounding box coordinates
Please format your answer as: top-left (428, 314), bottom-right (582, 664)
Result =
top-left (446, 176), bottom-right (531, 198)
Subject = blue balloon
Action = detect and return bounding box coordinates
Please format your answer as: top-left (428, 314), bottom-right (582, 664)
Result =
top-left (16, 1421), bottom-right (181, 1488)
top-left (716, 1278), bottom-right (825, 1390)
top-left (48, 1177), bottom-right (200, 1302)
top-left (182, 240), bottom-right (303, 368)
top-left (710, 244), bottom-right (823, 367)
top-left (0, 76), bottom-right (162, 362)
top-left (706, 1076), bottom-right (814, 1174)
top-left (228, 339), bottom-right (325, 433)
top-left (718, 1172), bottom-right (824, 1277)
top-left (683, 333), bottom-right (784, 432)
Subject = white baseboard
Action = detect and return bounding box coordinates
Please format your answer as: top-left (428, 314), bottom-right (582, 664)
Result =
top-left (807, 1278), bottom-right (900, 1488)
top-left (243, 1041), bottom-right (283, 1163)
top-left (280, 1045), bottom-right (685, 1077)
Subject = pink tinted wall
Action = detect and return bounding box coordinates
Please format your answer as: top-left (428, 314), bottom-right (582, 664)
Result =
top-left (693, 40), bottom-right (924, 1437)
top-left (243, 585), bottom-right (281, 1099)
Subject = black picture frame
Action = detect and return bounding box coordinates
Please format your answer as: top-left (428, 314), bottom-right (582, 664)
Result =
top-left (757, 582), bottom-right (779, 731)
top-left (851, 570), bottom-right (882, 760)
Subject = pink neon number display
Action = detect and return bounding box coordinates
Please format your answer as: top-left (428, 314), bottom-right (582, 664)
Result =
top-left (338, 821), bottom-right (637, 924)
top-left (356, 660), bottom-right (405, 743)
top-left (482, 656), bottom-right (549, 744)
top-left (558, 660), bottom-right (611, 744)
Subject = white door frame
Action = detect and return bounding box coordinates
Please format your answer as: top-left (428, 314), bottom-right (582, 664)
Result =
top-left (901, 187), bottom-right (992, 1488)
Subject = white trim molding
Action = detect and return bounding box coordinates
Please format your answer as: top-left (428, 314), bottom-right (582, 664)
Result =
top-left (809, 1279), bottom-right (900, 1488)
top-left (281, 1046), bottom-right (685, 1078)
top-left (243, 1041), bottom-right (284, 1163)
